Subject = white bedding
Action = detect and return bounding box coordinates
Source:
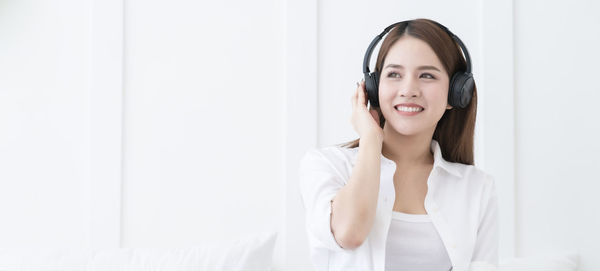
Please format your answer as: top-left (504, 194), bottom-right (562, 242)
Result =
top-left (0, 231), bottom-right (277, 271)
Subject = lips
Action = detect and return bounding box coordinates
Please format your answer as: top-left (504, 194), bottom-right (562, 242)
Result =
top-left (394, 103), bottom-right (425, 113)
top-left (394, 103), bottom-right (424, 109)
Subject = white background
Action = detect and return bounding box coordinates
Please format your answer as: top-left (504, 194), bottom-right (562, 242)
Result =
top-left (0, 0), bottom-right (598, 270)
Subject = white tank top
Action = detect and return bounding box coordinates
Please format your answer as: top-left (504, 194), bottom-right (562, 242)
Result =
top-left (385, 211), bottom-right (453, 271)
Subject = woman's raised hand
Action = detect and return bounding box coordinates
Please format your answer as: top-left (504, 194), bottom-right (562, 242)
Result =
top-left (351, 79), bottom-right (384, 142)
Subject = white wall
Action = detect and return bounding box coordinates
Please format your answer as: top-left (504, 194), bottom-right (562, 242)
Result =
top-left (120, 0), bottom-right (284, 249)
top-left (120, 0), bottom-right (286, 269)
top-left (0, 0), bottom-right (287, 269)
top-left (514, 0), bottom-right (600, 270)
top-left (0, 0), bottom-right (90, 248)
top-left (1, 0), bottom-right (600, 270)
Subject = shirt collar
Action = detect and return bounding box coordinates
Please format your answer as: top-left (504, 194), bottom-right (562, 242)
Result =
top-left (429, 139), bottom-right (463, 178)
top-left (378, 139), bottom-right (463, 179)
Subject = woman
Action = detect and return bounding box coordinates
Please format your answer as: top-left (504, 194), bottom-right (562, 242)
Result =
top-left (299, 19), bottom-right (498, 271)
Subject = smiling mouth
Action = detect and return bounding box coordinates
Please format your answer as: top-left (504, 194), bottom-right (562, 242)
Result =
top-left (394, 105), bottom-right (424, 112)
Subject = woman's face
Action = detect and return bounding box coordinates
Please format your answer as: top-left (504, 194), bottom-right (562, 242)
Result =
top-left (378, 35), bottom-right (452, 137)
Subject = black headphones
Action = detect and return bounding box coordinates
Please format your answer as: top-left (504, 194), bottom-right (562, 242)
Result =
top-left (363, 20), bottom-right (474, 109)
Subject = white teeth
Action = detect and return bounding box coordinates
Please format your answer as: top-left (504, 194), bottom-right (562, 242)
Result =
top-left (395, 106), bottom-right (424, 112)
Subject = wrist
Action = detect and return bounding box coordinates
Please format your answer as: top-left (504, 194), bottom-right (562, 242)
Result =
top-left (360, 133), bottom-right (383, 146)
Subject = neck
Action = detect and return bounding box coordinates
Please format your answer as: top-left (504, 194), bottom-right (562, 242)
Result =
top-left (381, 124), bottom-right (434, 168)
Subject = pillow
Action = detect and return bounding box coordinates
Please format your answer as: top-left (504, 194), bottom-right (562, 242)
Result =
top-left (0, 231), bottom-right (278, 271)
top-left (499, 250), bottom-right (579, 271)
top-left (90, 231), bottom-right (278, 271)
top-left (0, 248), bottom-right (91, 271)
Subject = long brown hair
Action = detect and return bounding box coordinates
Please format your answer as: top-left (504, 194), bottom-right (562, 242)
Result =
top-left (338, 18), bottom-right (477, 165)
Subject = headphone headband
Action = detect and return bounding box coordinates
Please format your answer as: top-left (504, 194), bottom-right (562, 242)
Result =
top-left (362, 20), bottom-right (472, 76)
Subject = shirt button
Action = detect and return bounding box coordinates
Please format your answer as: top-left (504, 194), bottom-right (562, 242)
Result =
top-left (451, 243), bottom-right (457, 249)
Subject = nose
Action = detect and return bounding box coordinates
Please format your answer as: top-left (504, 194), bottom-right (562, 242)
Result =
top-left (398, 76), bottom-right (420, 97)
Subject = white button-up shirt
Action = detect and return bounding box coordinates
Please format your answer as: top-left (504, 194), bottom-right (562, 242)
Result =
top-left (298, 139), bottom-right (499, 271)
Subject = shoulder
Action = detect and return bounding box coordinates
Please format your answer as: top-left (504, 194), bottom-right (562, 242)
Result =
top-left (299, 144), bottom-right (357, 179)
top-left (301, 144), bottom-right (356, 165)
top-left (440, 162), bottom-right (497, 216)
top-left (463, 164), bottom-right (494, 184)
top-left (446, 161), bottom-right (496, 193)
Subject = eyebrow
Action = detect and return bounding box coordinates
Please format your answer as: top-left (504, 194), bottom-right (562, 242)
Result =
top-left (384, 64), bottom-right (441, 72)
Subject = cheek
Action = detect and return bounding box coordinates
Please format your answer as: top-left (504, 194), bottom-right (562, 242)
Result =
top-left (435, 88), bottom-right (449, 103)
top-left (427, 82), bottom-right (450, 100)
top-left (377, 88), bottom-right (396, 111)
top-left (377, 83), bottom-right (397, 101)
top-left (378, 87), bottom-right (392, 101)
top-left (427, 92), bottom-right (450, 116)
top-left (376, 90), bottom-right (394, 119)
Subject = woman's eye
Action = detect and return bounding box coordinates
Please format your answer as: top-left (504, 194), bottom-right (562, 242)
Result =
top-left (387, 72), bottom-right (400, 78)
top-left (421, 73), bottom-right (435, 79)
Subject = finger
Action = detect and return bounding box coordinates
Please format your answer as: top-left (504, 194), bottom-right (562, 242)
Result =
top-left (357, 81), bottom-right (366, 108)
top-left (354, 81), bottom-right (362, 104)
top-left (352, 83), bottom-right (358, 107)
top-left (361, 81), bottom-right (371, 107)
top-left (356, 82), bottom-right (364, 103)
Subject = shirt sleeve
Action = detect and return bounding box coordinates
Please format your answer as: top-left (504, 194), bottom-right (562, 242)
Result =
top-left (298, 148), bottom-right (347, 253)
top-left (469, 174), bottom-right (500, 271)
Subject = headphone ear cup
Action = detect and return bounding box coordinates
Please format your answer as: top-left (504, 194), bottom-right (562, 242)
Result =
top-left (365, 72), bottom-right (380, 107)
top-left (448, 72), bottom-right (474, 108)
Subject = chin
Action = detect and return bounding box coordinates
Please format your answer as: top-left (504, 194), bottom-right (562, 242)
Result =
top-left (386, 122), bottom-right (424, 136)
top-left (384, 117), bottom-right (440, 137)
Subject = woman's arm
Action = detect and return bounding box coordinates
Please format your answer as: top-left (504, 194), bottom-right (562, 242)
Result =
top-left (330, 134), bottom-right (383, 249)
